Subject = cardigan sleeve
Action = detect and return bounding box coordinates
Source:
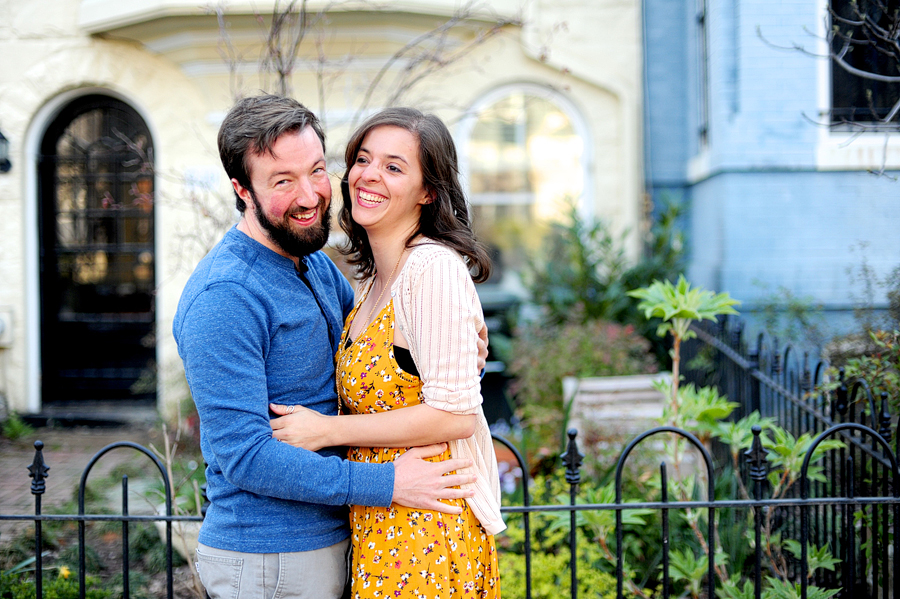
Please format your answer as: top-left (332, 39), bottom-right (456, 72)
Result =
top-left (400, 248), bottom-right (484, 414)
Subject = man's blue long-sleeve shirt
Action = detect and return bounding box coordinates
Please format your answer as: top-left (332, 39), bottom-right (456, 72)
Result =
top-left (173, 226), bottom-right (394, 553)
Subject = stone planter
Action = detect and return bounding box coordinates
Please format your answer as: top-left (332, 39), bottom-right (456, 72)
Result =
top-left (564, 372), bottom-right (671, 436)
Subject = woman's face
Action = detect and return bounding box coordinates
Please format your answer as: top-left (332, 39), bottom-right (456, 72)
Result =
top-left (347, 125), bottom-right (431, 236)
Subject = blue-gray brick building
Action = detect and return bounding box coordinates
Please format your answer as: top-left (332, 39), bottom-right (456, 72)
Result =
top-left (643, 0), bottom-right (900, 342)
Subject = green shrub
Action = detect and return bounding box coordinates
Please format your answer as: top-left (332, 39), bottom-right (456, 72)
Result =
top-left (499, 540), bottom-right (620, 599)
top-left (523, 196), bottom-right (685, 366)
top-left (499, 473), bottom-right (659, 597)
top-left (1, 413), bottom-right (34, 441)
top-left (508, 317), bottom-right (658, 451)
top-left (1, 568), bottom-right (111, 599)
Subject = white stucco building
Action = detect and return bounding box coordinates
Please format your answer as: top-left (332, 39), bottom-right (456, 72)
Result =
top-left (0, 0), bottom-right (645, 418)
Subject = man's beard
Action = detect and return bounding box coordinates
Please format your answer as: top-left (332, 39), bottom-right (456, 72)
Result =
top-left (253, 196), bottom-right (332, 258)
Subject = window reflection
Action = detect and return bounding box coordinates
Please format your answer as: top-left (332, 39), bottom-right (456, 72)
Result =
top-left (467, 93), bottom-right (584, 280)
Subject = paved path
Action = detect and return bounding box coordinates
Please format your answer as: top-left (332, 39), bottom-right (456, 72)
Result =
top-left (0, 425), bottom-right (155, 540)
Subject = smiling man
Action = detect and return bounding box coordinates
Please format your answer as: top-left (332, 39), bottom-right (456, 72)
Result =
top-left (173, 95), bottom-right (476, 599)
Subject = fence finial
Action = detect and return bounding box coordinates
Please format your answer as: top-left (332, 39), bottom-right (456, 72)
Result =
top-left (745, 426), bottom-right (768, 483)
top-left (879, 392), bottom-right (892, 443)
top-left (801, 354), bottom-right (812, 394)
top-left (28, 440), bottom-right (50, 495)
top-left (836, 368), bottom-right (848, 415)
top-left (562, 429), bottom-right (584, 487)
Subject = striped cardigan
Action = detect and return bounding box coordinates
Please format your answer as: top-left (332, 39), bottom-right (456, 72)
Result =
top-left (376, 241), bottom-right (506, 535)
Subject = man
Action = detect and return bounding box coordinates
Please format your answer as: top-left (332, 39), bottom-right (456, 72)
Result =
top-left (173, 94), bottom-right (477, 599)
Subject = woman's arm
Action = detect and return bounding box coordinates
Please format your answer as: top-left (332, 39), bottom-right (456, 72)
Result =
top-left (270, 402), bottom-right (476, 451)
top-left (401, 250), bottom-right (485, 415)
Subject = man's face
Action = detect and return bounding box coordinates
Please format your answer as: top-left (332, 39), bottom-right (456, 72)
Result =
top-left (233, 127), bottom-right (332, 259)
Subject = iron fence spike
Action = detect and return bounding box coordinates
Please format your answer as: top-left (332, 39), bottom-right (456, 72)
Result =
top-left (28, 440), bottom-right (49, 495)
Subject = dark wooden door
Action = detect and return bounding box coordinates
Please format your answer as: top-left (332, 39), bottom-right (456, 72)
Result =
top-left (38, 95), bottom-right (156, 404)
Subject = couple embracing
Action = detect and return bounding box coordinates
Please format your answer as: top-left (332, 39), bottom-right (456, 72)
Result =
top-left (173, 94), bottom-right (504, 599)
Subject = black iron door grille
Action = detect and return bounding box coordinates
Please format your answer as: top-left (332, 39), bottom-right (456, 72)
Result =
top-left (38, 95), bottom-right (156, 403)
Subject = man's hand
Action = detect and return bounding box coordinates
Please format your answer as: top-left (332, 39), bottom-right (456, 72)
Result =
top-left (476, 324), bottom-right (489, 373)
top-left (392, 444), bottom-right (475, 514)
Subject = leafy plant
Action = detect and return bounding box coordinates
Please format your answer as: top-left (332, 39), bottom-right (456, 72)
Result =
top-left (499, 474), bottom-right (653, 598)
top-left (761, 577), bottom-right (840, 599)
top-left (669, 547), bottom-right (727, 599)
top-left (523, 197), bottom-right (685, 366)
top-left (507, 316), bottom-right (658, 455)
top-left (498, 538), bottom-right (621, 599)
top-left (661, 381), bottom-right (738, 442)
top-left (544, 482), bottom-right (655, 563)
top-left (1, 413), bottom-right (34, 441)
top-left (626, 276), bottom-right (847, 597)
top-left (0, 566), bottom-right (112, 599)
top-left (782, 540), bottom-right (841, 576)
top-left (629, 275), bottom-right (740, 417)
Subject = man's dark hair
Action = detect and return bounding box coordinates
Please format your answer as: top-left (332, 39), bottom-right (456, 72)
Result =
top-left (218, 94), bottom-right (326, 213)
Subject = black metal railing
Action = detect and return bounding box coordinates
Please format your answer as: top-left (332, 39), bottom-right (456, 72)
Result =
top-left (2, 441), bottom-right (202, 599)
top-left (2, 313), bottom-right (898, 598)
top-left (681, 316), bottom-right (899, 595)
top-left (1, 424), bottom-right (898, 598)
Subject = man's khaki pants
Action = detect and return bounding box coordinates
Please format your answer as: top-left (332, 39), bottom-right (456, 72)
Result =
top-left (195, 539), bottom-right (349, 599)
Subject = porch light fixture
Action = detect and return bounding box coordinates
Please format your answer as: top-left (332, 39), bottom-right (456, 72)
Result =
top-left (0, 130), bottom-right (10, 173)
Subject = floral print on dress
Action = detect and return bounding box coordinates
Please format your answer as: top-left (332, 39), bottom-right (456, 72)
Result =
top-left (336, 299), bottom-right (500, 599)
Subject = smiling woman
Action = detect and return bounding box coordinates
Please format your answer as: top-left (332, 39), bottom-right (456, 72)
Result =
top-left (346, 125), bottom-right (432, 253)
top-left (274, 107), bottom-right (503, 598)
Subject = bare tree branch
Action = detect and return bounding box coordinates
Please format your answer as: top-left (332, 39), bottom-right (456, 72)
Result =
top-left (350, 1), bottom-right (523, 129)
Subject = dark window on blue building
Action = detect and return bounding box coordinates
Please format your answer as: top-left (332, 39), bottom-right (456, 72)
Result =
top-left (830, 0), bottom-right (900, 125)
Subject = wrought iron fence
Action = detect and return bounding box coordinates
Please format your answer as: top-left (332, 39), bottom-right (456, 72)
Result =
top-left (0, 315), bottom-right (897, 598)
top-left (682, 316), bottom-right (899, 596)
top-left (2, 426), bottom-right (898, 598)
top-left (0, 441), bottom-right (202, 599)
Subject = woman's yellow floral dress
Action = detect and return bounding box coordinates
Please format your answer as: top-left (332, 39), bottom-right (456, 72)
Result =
top-left (337, 298), bottom-right (500, 599)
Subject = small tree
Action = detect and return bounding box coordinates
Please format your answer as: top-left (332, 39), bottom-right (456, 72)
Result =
top-left (628, 275), bottom-right (739, 416)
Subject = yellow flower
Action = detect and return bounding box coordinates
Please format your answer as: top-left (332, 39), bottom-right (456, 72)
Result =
top-left (59, 566), bottom-right (71, 579)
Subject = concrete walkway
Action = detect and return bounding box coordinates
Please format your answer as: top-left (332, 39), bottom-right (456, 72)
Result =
top-left (0, 425), bottom-right (156, 540)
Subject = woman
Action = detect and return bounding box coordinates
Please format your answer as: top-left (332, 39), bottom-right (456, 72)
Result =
top-left (272, 107), bottom-right (503, 598)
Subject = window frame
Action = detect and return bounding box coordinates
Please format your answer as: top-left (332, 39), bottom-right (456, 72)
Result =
top-left (817, 0), bottom-right (900, 170)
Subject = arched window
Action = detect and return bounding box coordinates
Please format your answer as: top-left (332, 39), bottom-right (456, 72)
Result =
top-left (459, 86), bottom-right (589, 288)
top-left (38, 94), bottom-right (156, 405)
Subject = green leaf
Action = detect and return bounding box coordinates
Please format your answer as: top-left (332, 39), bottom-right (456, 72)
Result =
top-left (628, 275), bottom-right (741, 340)
top-left (763, 577), bottom-right (841, 599)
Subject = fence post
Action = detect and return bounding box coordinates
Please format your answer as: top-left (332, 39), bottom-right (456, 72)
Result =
top-left (745, 426), bottom-right (768, 599)
top-left (835, 369), bottom-right (848, 416)
top-left (747, 346), bottom-right (761, 416)
top-left (201, 463), bottom-right (209, 518)
top-left (879, 393), bottom-right (892, 443)
top-left (562, 429), bottom-right (583, 599)
top-left (28, 441), bottom-right (49, 599)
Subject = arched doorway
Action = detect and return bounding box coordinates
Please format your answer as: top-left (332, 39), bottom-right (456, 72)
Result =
top-left (38, 94), bottom-right (156, 407)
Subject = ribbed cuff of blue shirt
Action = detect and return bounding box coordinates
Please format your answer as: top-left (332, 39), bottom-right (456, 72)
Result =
top-left (347, 461), bottom-right (394, 507)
